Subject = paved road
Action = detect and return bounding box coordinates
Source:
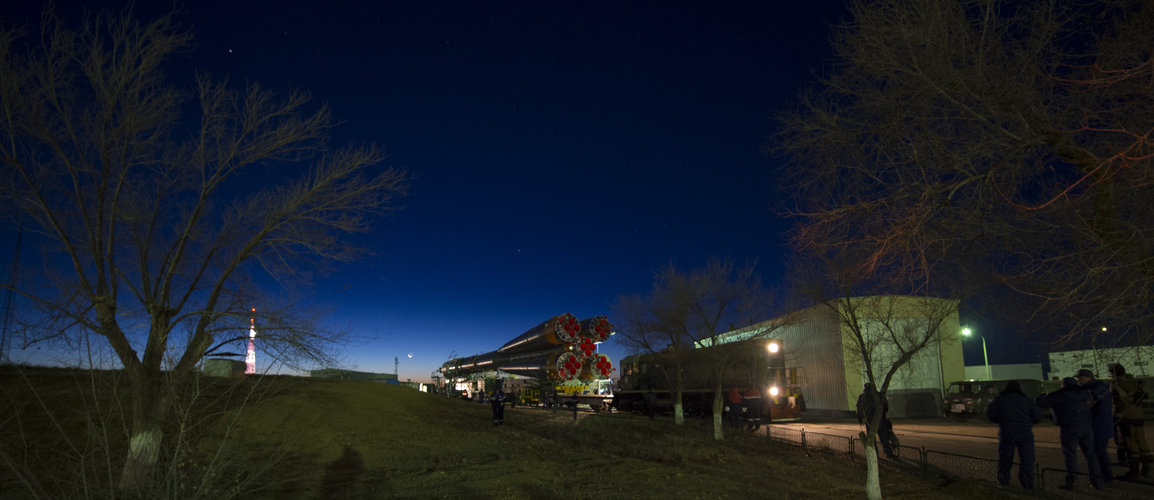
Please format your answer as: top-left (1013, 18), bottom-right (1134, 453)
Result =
top-left (769, 417), bottom-right (1067, 468)
top-left (764, 416), bottom-right (1154, 494)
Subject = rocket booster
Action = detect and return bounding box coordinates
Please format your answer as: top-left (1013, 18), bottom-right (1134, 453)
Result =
top-left (497, 313), bottom-right (581, 354)
top-left (441, 314), bottom-right (614, 381)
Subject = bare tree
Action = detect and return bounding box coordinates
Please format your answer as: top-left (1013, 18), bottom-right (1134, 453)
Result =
top-left (774, 0), bottom-right (1154, 349)
top-left (613, 257), bottom-right (771, 438)
top-left (791, 252), bottom-right (959, 500)
top-left (844, 295), bottom-right (958, 500)
top-left (0, 9), bottom-right (409, 492)
top-left (613, 289), bottom-right (693, 425)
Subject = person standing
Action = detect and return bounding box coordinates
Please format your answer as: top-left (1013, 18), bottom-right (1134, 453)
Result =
top-left (856, 383), bottom-right (899, 459)
top-left (1115, 418), bottom-right (1130, 466)
top-left (1037, 377), bottom-right (1101, 491)
top-left (569, 392), bottom-right (579, 422)
top-left (726, 387), bottom-right (743, 429)
top-left (987, 380), bottom-right (1043, 489)
top-left (1109, 363), bottom-right (1151, 479)
top-left (742, 387), bottom-right (763, 431)
top-left (1077, 369), bottom-right (1114, 485)
top-left (491, 386), bottom-right (506, 426)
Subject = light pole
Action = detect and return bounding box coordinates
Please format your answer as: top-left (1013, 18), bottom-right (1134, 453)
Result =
top-left (961, 328), bottom-right (991, 380)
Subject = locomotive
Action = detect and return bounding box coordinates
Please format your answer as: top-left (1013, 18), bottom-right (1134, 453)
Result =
top-left (613, 337), bottom-right (803, 421)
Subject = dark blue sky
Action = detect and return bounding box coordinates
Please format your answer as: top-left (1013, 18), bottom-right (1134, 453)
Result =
top-left (264, 0), bottom-right (848, 381)
top-left (7, 1), bottom-right (1051, 382)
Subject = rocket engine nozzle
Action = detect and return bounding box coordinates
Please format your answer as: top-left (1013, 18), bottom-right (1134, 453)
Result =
top-left (439, 313), bottom-right (613, 381)
top-left (555, 351), bottom-right (582, 381)
top-left (579, 316), bottom-right (615, 343)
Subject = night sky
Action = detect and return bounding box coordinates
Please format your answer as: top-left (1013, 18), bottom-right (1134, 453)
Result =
top-left (6, 1), bottom-right (1038, 382)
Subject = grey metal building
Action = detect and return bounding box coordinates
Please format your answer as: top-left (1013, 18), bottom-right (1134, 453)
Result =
top-left (713, 295), bottom-right (964, 417)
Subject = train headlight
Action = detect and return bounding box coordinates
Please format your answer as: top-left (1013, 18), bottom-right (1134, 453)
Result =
top-left (769, 386), bottom-right (780, 397)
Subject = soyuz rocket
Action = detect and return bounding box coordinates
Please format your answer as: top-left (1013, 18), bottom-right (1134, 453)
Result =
top-left (439, 314), bottom-right (615, 382)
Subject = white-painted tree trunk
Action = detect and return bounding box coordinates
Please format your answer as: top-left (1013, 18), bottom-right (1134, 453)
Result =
top-left (712, 386), bottom-right (724, 440)
top-left (713, 410), bottom-right (723, 440)
top-left (118, 420), bottom-right (162, 491)
top-left (864, 438), bottom-right (882, 500)
top-left (119, 425), bottom-right (162, 490)
top-left (118, 374), bottom-right (171, 492)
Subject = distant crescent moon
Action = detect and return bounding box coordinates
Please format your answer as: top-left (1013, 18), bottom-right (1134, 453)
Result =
top-left (407, 353), bottom-right (413, 358)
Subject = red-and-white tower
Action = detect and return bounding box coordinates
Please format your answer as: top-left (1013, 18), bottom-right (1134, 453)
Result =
top-left (245, 307), bottom-right (256, 375)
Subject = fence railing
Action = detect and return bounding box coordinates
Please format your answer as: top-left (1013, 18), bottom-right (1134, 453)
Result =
top-left (764, 425), bottom-right (1153, 496)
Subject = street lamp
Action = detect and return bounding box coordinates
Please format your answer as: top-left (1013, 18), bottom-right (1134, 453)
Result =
top-left (961, 328), bottom-right (991, 380)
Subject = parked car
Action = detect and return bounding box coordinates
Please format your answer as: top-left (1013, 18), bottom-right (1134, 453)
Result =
top-left (943, 379), bottom-right (1045, 418)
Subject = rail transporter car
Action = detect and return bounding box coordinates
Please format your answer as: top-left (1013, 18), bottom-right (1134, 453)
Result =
top-left (614, 337), bottom-right (803, 421)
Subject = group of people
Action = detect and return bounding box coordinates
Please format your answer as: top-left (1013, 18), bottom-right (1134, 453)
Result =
top-left (987, 363), bottom-right (1150, 491)
top-left (726, 387), bottom-right (766, 430)
top-left (488, 386), bottom-right (580, 423)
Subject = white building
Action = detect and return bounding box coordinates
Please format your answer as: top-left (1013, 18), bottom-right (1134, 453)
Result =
top-left (714, 295), bottom-right (963, 418)
top-left (1047, 345), bottom-right (1154, 380)
top-left (963, 363), bottom-right (1044, 381)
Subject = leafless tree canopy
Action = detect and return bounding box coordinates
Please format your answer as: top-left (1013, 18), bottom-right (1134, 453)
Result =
top-left (0, 8), bottom-right (409, 489)
top-left (615, 258), bottom-right (770, 360)
top-left (774, 0), bottom-right (1154, 348)
top-left (613, 257), bottom-right (771, 433)
top-left (790, 241), bottom-right (960, 500)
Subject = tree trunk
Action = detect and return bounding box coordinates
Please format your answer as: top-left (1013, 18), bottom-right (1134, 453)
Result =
top-left (673, 388), bottom-right (685, 425)
top-left (864, 438), bottom-right (882, 500)
top-left (118, 373), bottom-right (171, 492)
top-left (712, 382), bottom-right (724, 440)
top-left (863, 411), bottom-right (883, 500)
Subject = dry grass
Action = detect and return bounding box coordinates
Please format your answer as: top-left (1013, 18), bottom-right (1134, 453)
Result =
top-left (192, 377), bottom-right (1031, 499)
top-left (1, 369), bottom-right (1033, 499)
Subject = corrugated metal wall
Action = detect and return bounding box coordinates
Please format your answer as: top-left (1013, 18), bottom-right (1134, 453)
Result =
top-left (775, 305), bottom-right (852, 415)
top-left (719, 296), bottom-right (962, 417)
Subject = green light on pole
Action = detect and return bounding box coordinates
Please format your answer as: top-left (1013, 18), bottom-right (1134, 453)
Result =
top-left (962, 328), bottom-right (991, 380)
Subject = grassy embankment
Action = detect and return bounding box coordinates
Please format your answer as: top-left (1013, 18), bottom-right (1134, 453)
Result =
top-left (1, 367), bottom-right (1031, 499)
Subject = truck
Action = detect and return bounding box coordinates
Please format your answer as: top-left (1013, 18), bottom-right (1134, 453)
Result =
top-left (943, 379), bottom-right (1045, 418)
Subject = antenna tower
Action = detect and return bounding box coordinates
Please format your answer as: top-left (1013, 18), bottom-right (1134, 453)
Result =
top-left (245, 308), bottom-right (256, 374)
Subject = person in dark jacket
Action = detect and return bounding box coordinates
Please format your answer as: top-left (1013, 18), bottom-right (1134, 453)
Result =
top-left (1077, 368), bottom-right (1114, 485)
top-left (726, 387), bottom-right (743, 429)
top-left (856, 383), bottom-right (899, 459)
top-left (1110, 363), bottom-right (1152, 479)
top-left (491, 387), bottom-right (506, 426)
top-left (742, 387), bottom-right (763, 430)
top-left (987, 380), bottom-right (1043, 488)
top-left (1037, 377), bottom-right (1101, 490)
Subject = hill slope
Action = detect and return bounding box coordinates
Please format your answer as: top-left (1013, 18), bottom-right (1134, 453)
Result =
top-left (1, 369), bottom-right (1029, 499)
top-left (194, 377), bottom-right (1026, 499)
